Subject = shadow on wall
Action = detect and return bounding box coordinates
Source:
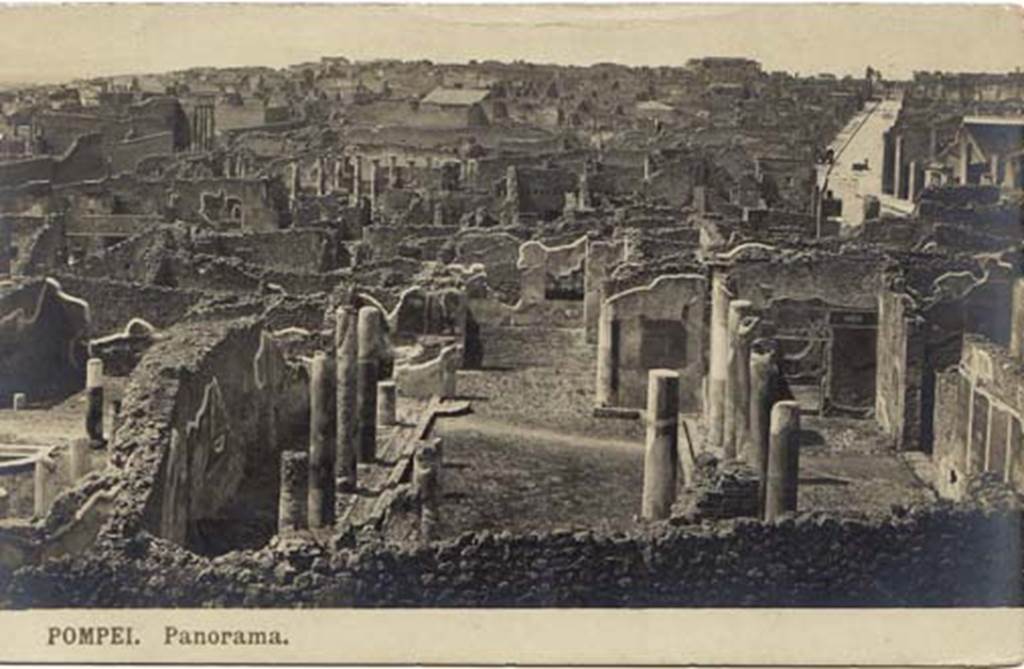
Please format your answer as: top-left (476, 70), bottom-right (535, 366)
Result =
top-left (0, 278), bottom-right (90, 406)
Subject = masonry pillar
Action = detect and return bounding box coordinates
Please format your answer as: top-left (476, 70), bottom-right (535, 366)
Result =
top-left (356, 306), bottom-right (381, 463)
top-left (413, 439), bottom-right (441, 541)
top-left (764, 400), bottom-right (801, 521)
top-left (595, 297), bottom-right (616, 406)
top-left (724, 300), bottom-right (757, 460)
top-left (369, 159), bottom-right (380, 208)
top-left (642, 369), bottom-right (679, 520)
top-left (747, 339), bottom-right (779, 509)
top-left (1010, 278), bottom-right (1024, 359)
top-left (278, 451), bottom-right (308, 534)
top-left (69, 439), bottom-right (90, 481)
top-left (388, 155), bottom-right (399, 188)
top-left (333, 158), bottom-right (344, 193)
top-left (289, 161), bottom-right (300, 209)
top-left (12, 393), bottom-right (26, 410)
top-left (377, 380), bottom-right (397, 426)
top-left (0, 487), bottom-right (8, 518)
top-left (643, 154), bottom-right (653, 182)
top-left (86, 357), bottom-right (104, 446)
top-left (958, 135), bottom-right (970, 184)
top-left (893, 134), bottom-right (904, 199)
top-left (335, 305), bottom-right (358, 493)
top-left (307, 351), bottom-right (335, 529)
top-left (350, 156), bottom-right (362, 205)
top-left (706, 268), bottom-right (731, 452)
top-left (989, 154), bottom-right (1000, 185)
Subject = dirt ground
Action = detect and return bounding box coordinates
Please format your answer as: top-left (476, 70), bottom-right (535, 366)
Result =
top-left (434, 325), bottom-right (935, 534)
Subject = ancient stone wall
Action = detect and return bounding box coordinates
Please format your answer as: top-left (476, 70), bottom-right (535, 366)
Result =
top-left (875, 288), bottom-right (924, 451)
top-left (0, 278), bottom-right (89, 404)
top-left (934, 336), bottom-right (1024, 499)
top-left (597, 273), bottom-right (707, 412)
top-left (51, 274), bottom-right (204, 337)
top-left (6, 503), bottom-right (1020, 607)
top-left (194, 228), bottom-right (343, 273)
top-left (113, 316), bottom-right (308, 550)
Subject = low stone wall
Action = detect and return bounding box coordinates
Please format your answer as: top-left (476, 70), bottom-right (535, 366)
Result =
top-left (4, 502), bottom-right (1020, 608)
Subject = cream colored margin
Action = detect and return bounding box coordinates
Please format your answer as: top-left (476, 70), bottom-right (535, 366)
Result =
top-left (0, 608), bottom-right (1022, 664)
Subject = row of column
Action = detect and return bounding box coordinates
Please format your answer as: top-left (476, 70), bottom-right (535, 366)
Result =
top-left (277, 305), bottom-right (398, 534)
top-left (643, 266), bottom-right (801, 521)
top-left (641, 360), bottom-right (800, 522)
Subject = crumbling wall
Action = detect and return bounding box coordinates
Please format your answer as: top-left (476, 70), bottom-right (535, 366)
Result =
top-left (51, 274), bottom-right (204, 337)
top-left (7, 502), bottom-right (1021, 607)
top-left (934, 336), bottom-right (1024, 500)
top-left (112, 317), bottom-right (307, 551)
top-left (451, 231), bottom-right (523, 304)
top-left (0, 277), bottom-right (89, 404)
top-left (600, 273), bottom-right (707, 411)
top-left (193, 229), bottom-right (343, 273)
top-left (875, 288), bottom-right (925, 451)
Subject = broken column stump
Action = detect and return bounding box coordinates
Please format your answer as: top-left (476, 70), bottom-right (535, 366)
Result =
top-left (642, 369), bottom-right (679, 520)
top-left (69, 439), bottom-right (91, 482)
top-left (335, 305), bottom-right (358, 493)
top-left (724, 299), bottom-right (757, 460)
top-left (356, 306), bottom-right (382, 463)
top-left (413, 439), bottom-right (441, 542)
top-left (279, 450), bottom-right (308, 535)
top-left (377, 380), bottom-right (397, 427)
top-left (307, 351), bottom-right (335, 529)
top-left (33, 455), bottom-right (56, 518)
top-left (86, 357), bottom-right (105, 446)
top-left (764, 400), bottom-right (801, 521)
top-left (747, 338), bottom-right (779, 509)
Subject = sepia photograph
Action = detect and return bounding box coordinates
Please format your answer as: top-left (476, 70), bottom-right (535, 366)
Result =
top-left (0, 2), bottom-right (1022, 661)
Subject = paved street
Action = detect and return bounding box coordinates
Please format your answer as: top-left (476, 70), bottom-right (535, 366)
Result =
top-left (819, 96), bottom-right (905, 226)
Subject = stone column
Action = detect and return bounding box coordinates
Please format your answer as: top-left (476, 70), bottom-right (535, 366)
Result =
top-left (335, 306), bottom-right (358, 493)
top-left (377, 380), bottom-right (397, 426)
top-left (747, 339), bottom-right (779, 510)
top-left (69, 439), bottom-right (90, 481)
top-left (369, 159), bottom-right (380, 208)
top-left (33, 455), bottom-right (55, 518)
top-left (86, 357), bottom-right (104, 445)
top-left (333, 158), bottom-right (344, 192)
top-left (724, 300), bottom-right (757, 460)
top-left (595, 298), bottom-right (616, 406)
top-left (413, 439), bottom-right (441, 542)
top-left (278, 451), bottom-right (308, 534)
top-left (764, 400), bottom-right (801, 521)
top-left (388, 155), bottom-right (398, 188)
top-left (307, 351), bottom-right (335, 529)
top-left (0, 486), bottom-right (8, 518)
top-left (893, 134), bottom-right (904, 199)
top-left (356, 306), bottom-right (381, 463)
top-left (706, 269), bottom-right (731, 452)
top-left (351, 156), bottom-right (362, 205)
top-left (642, 369), bottom-right (679, 520)
top-left (12, 393), bottom-right (25, 410)
top-left (289, 161), bottom-right (300, 209)
top-left (958, 136), bottom-right (970, 184)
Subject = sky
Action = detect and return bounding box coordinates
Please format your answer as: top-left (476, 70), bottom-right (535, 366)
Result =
top-left (0, 3), bottom-right (1022, 85)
